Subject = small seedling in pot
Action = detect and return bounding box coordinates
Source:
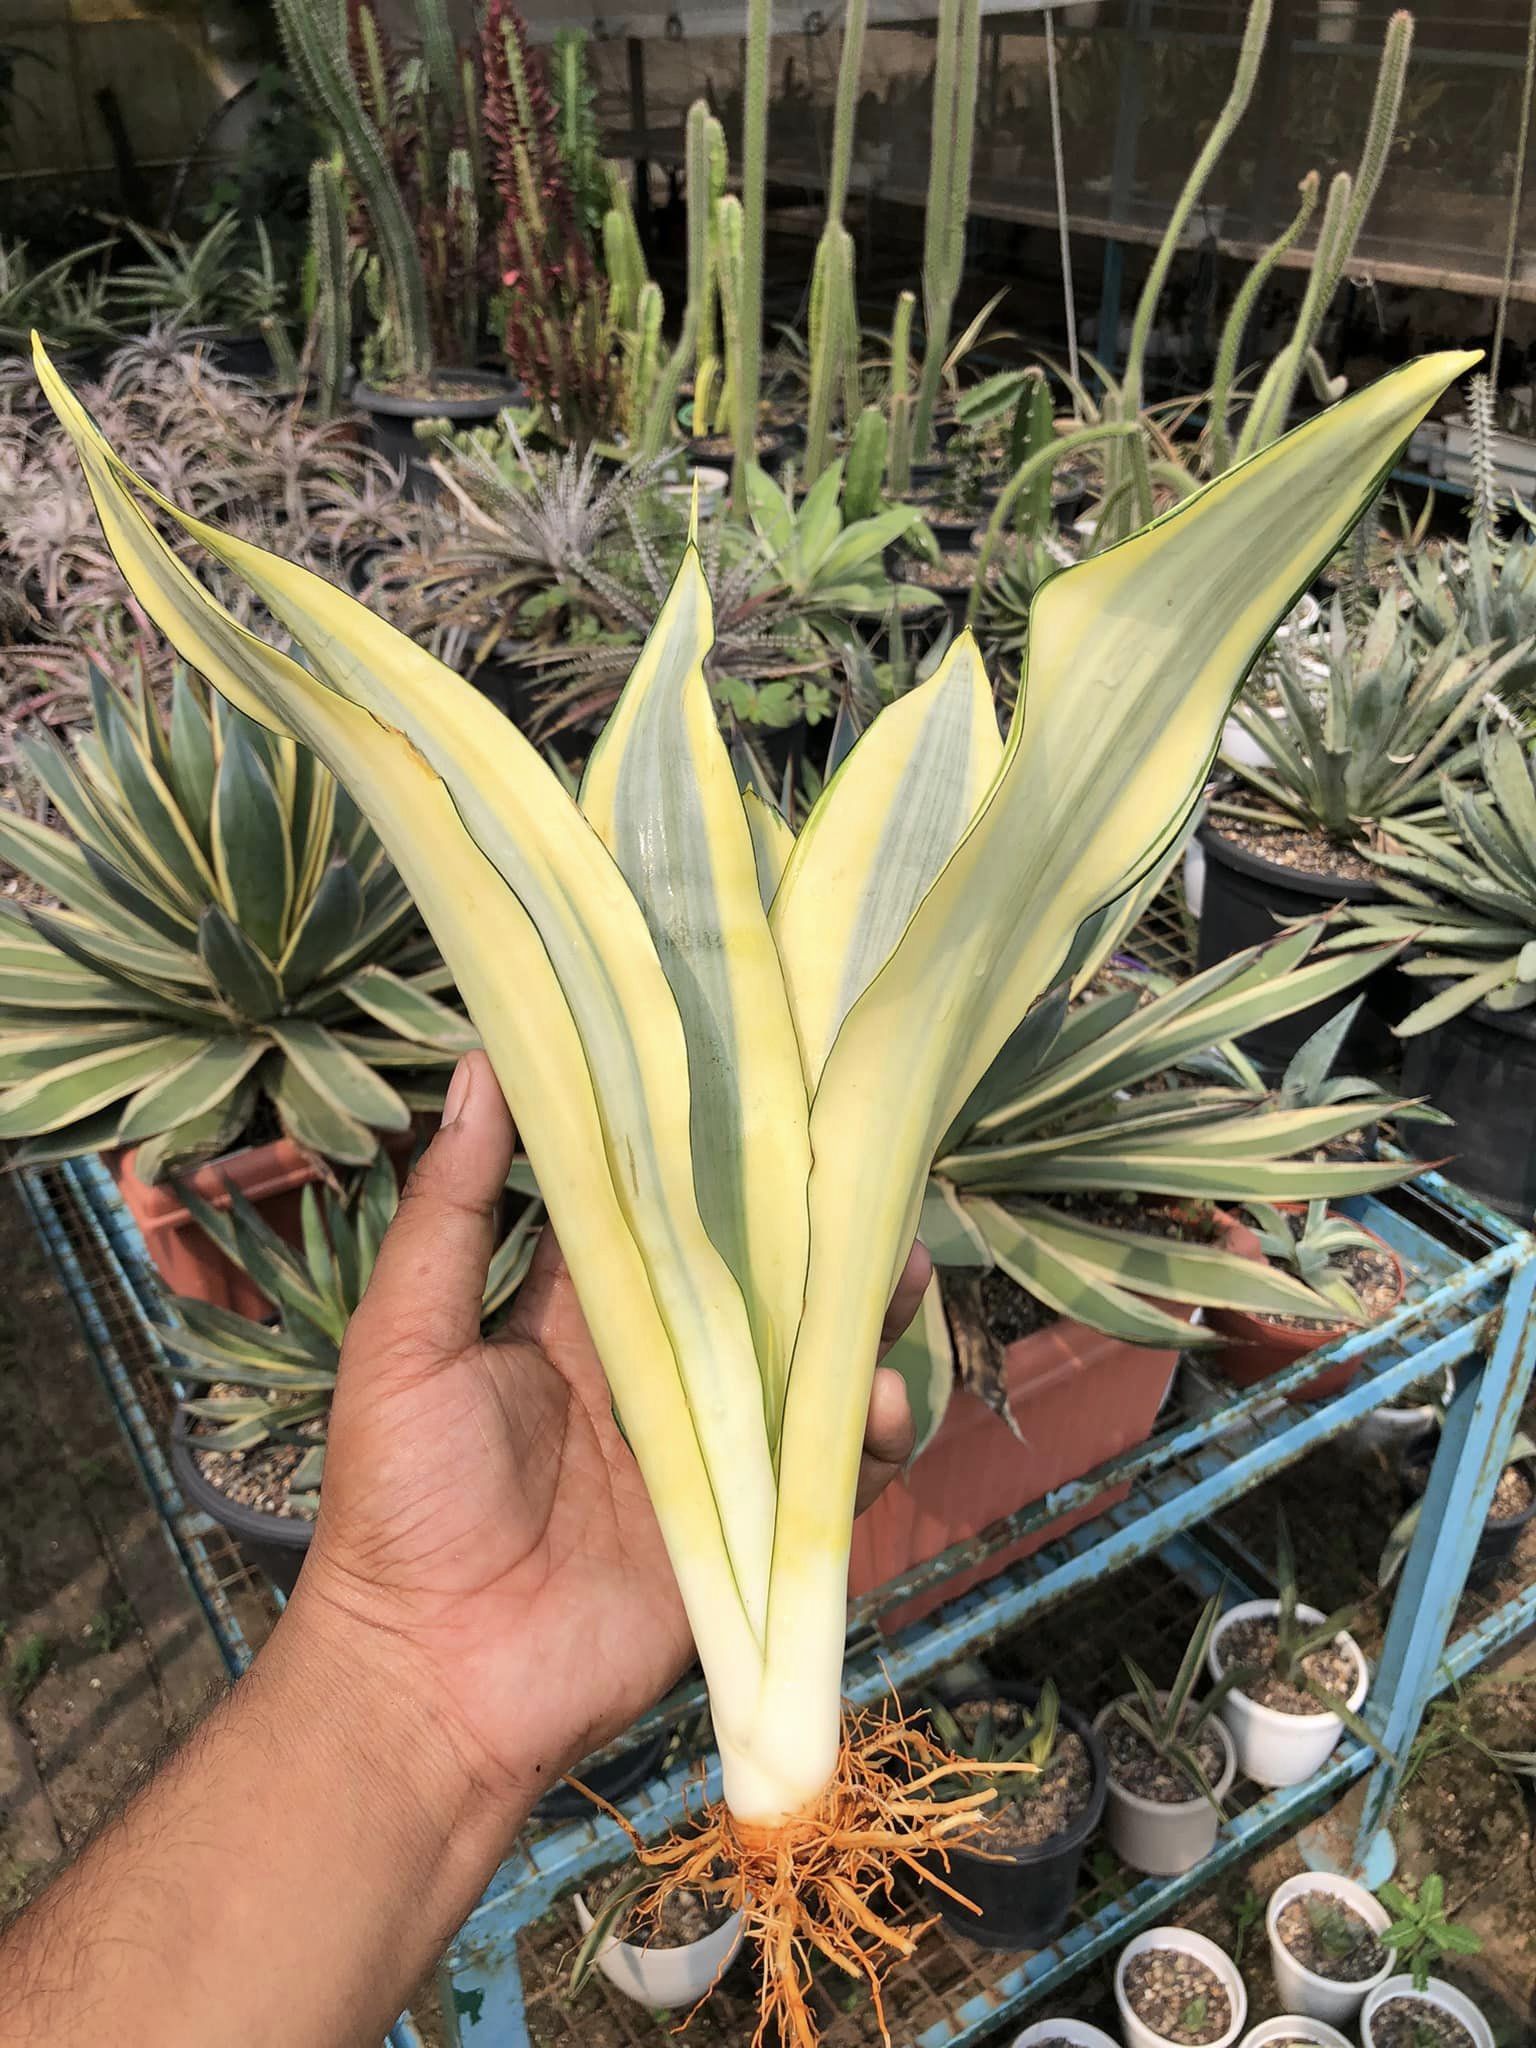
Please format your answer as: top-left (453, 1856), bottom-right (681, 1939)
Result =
top-left (1178, 1993), bottom-right (1208, 2035)
top-left (924, 1679), bottom-right (1059, 1810)
top-left (1377, 1872), bottom-right (1482, 1992)
top-left (1230, 1884), bottom-right (1263, 1969)
top-left (1113, 1594), bottom-right (1243, 1810)
top-left (1306, 1890), bottom-right (1376, 1968)
top-left (1241, 1199), bottom-right (1375, 1319)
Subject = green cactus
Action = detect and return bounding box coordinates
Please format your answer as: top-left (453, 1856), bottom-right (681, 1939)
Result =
top-left (913, 0), bottom-right (981, 458)
top-left (803, 0), bottom-right (869, 483)
top-left (551, 26), bottom-right (609, 238)
top-left (715, 192), bottom-right (746, 452)
top-left (844, 406), bottom-right (888, 523)
top-left (309, 155), bottom-right (353, 418)
top-left (733, 0), bottom-right (771, 504)
top-left (642, 99), bottom-right (723, 458)
top-left (603, 170), bottom-right (648, 333)
top-left (1207, 171), bottom-right (1320, 472)
top-left (274, 0), bottom-right (432, 381)
top-left (887, 289), bottom-right (917, 493)
top-left (1013, 373), bottom-right (1057, 539)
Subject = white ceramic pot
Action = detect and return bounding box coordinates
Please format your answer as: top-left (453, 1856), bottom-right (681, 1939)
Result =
top-left (1115, 1926), bottom-right (1247, 2048)
top-left (1095, 1697), bottom-right (1236, 1877)
top-left (1011, 2023), bottom-right (1120, 2048)
top-left (1240, 2021), bottom-right (1352, 2048)
top-left (1266, 1870), bottom-right (1392, 2024)
top-left (573, 1889), bottom-right (744, 2009)
top-left (1207, 1599), bottom-right (1369, 1788)
top-left (1361, 1975), bottom-right (1495, 2048)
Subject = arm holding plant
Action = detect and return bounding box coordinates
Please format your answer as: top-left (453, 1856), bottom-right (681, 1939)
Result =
top-left (0, 1053), bottom-right (925, 2048)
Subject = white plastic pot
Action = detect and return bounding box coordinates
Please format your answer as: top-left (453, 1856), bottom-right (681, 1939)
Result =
top-left (1115, 1925), bottom-right (1247, 2048)
top-left (572, 1889), bottom-right (744, 2009)
top-left (1094, 1697), bottom-right (1236, 1877)
top-left (1239, 2021), bottom-right (1352, 2048)
top-left (1361, 1975), bottom-right (1495, 2048)
top-left (1266, 1870), bottom-right (1392, 2024)
top-left (1011, 2023), bottom-right (1120, 2048)
top-left (1207, 1599), bottom-right (1369, 1788)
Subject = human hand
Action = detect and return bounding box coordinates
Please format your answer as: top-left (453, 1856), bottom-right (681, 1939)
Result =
top-left (287, 1051), bottom-right (929, 1825)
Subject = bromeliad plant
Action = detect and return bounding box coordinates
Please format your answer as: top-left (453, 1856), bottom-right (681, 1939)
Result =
top-left (34, 334), bottom-right (1468, 2042)
top-left (0, 661), bottom-right (473, 1175)
top-left (159, 1152), bottom-right (542, 1510)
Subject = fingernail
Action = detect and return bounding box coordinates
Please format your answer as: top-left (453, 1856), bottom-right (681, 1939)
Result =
top-left (440, 1056), bottom-right (472, 1129)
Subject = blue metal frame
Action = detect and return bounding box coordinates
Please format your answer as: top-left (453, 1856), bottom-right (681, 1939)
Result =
top-left (19, 1157), bottom-right (1536, 2048)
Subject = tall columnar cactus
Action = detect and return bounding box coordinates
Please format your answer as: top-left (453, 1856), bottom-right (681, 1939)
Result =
top-left (887, 289), bottom-right (917, 492)
top-left (733, 0), bottom-right (771, 504)
top-left (803, 0), bottom-right (869, 482)
top-left (692, 110), bottom-right (732, 439)
top-left (642, 100), bottom-right (724, 458)
top-left (843, 405), bottom-right (888, 523)
top-left (913, 0), bottom-right (981, 458)
top-left (1207, 172), bottom-right (1320, 471)
top-left (1233, 10), bottom-right (1413, 462)
top-left (715, 193), bottom-right (746, 451)
top-left (552, 26), bottom-right (610, 239)
top-left (309, 156), bottom-right (353, 418)
top-left (274, 0), bottom-right (432, 381)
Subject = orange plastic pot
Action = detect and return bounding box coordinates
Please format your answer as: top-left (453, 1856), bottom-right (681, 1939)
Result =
top-left (848, 1303), bottom-right (1188, 1634)
top-left (1205, 1212), bottom-right (1405, 1402)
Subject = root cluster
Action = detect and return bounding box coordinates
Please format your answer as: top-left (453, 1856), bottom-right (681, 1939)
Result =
top-left (575, 1700), bottom-right (1035, 2048)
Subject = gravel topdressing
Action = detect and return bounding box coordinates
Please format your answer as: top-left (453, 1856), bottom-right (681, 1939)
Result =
top-left (1276, 1891), bottom-right (1386, 1981)
top-left (1122, 1948), bottom-right (1232, 2043)
top-left (1216, 1616), bottom-right (1359, 1716)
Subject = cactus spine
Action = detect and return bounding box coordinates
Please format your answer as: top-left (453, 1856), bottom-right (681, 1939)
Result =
top-left (913, 0), bottom-right (981, 458)
top-left (803, 0), bottom-right (868, 483)
top-left (733, 0), bottom-right (771, 504)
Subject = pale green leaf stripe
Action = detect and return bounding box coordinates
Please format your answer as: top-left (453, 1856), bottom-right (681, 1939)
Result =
top-left (767, 354), bottom-right (1471, 1689)
top-left (114, 1036), bottom-right (268, 1145)
top-left (267, 1018), bottom-right (410, 1132)
top-left (1011, 1200), bottom-right (1350, 1318)
top-left (0, 810), bottom-right (174, 944)
top-left (0, 1022), bottom-right (150, 1085)
top-left (918, 1180), bottom-right (991, 1266)
top-left (32, 907), bottom-right (208, 988)
top-left (971, 1197), bottom-right (1203, 1349)
top-left (879, 1273), bottom-right (953, 1462)
top-left (771, 632), bottom-right (1003, 1084)
top-left (580, 547), bottom-right (812, 1432)
top-left (37, 346), bottom-right (771, 1668)
top-left (211, 722), bottom-right (293, 962)
top-left (272, 1056), bottom-right (378, 1164)
top-left (741, 790), bottom-right (795, 913)
top-left (339, 965), bottom-right (479, 1050)
top-left (996, 1154), bottom-right (1421, 1199)
top-left (165, 1293), bottom-right (326, 1365)
top-left (0, 1033), bottom-right (196, 1136)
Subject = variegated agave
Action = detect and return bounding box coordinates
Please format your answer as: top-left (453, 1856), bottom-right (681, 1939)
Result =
top-left (0, 661), bottom-right (474, 1176)
top-left (36, 335), bottom-right (1466, 1845)
top-left (159, 1153), bottom-right (544, 1510)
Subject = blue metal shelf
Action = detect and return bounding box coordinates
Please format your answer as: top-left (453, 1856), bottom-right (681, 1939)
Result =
top-left (18, 1155), bottom-right (1536, 2048)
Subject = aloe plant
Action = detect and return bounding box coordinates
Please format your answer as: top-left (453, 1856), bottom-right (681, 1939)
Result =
top-left (1402, 513), bottom-right (1536, 727)
top-left (0, 664), bottom-right (473, 1176)
top-left (159, 1152), bottom-right (542, 1508)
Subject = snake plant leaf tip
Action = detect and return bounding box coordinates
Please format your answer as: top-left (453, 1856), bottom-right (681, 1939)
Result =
top-left (32, 336), bottom-right (1472, 1852)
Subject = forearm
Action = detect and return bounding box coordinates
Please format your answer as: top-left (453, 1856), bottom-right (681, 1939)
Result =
top-left (0, 1592), bottom-right (525, 2048)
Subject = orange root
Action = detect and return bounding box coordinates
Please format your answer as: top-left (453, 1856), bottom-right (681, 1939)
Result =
top-left (577, 1701), bottom-right (1035, 2048)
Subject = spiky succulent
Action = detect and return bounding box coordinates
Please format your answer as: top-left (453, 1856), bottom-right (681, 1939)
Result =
top-left (1240, 1198), bottom-right (1379, 1319)
top-left (0, 663), bottom-right (473, 1175)
top-left (1114, 1595), bottom-right (1241, 1810)
top-left (1402, 516), bottom-right (1536, 727)
top-left (108, 217), bottom-right (246, 332)
top-left (160, 1151), bottom-right (543, 1507)
top-left (924, 1682), bottom-right (1062, 1813)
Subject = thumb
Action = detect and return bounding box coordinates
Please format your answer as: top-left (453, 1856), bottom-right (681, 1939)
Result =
top-left (343, 1051), bottom-right (515, 1370)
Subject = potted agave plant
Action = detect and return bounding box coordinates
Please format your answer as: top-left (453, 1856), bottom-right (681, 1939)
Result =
top-left (570, 1850), bottom-right (745, 2010)
top-left (36, 326), bottom-right (1471, 2040)
top-left (850, 917), bottom-right (1424, 1630)
top-left (0, 666), bottom-right (473, 1313)
top-left (1206, 1521), bottom-right (1375, 1788)
top-left (1208, 1199), bottom-right (1407, 1402)
top-left (1199, 592), bottom-right (1522, 1071)
top-left (1095, 1596), bottom-right (1239, 1878)
top-left (1381, 1426), bottom-right (1536, 1593)
top-left (919, 1680), bottom-right (1107, 1949)
top-left (158, 1154), bottom-right (542, 1590)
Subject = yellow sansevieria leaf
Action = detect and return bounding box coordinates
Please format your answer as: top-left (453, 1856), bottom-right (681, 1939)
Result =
top-left (33, 333), bottom-right (1474, 1834)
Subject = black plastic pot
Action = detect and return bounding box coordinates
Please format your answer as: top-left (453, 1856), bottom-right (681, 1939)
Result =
top-left (1399, 985), bottom-right (1536, 1219)
top-left (531, 1728), bottom-right (672, 1821)
top-left (1195, 822), bottom-right (1397, 1073)
top-left (1403, 1435), bottom-right (1536, 1587)
top-left (171, 1408), bottom-right (312, 1595)
top-left (354, 374), bottom-right (516, 497)
top-left (208, 332), bottom-right (276, 382)
top-left (919, 1682), bottom-right (1107, 1950)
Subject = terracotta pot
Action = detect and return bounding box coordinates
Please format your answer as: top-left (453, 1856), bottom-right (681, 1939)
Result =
top-left (108, 1137), bottom-right (328, 1318)
top-left (848, 1291), bottom-right (1189, 1633)
top-left (1206, 1212), bottom-right (1405, 1403)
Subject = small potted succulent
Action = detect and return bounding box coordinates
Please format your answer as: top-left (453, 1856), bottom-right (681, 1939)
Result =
top-left (1237, 2022), bottom-right (1352, 2048)
top-left (1208, 1199), bottom-right (1406, 1402)
top-left (159, 1155), bottom-right (542, 1591)
top-left (1206, 1521), bottom-right (1375, 1787)
top-left (1115, 1925), bottom-right (1247, 2048)
top-left (1384, 1428), bottom-right (1536, 1591)
top-left (1265, 1871), bottom-right (1393, 2024)
top-left (571, 1854), bottom-right (744, 2010)
top-left (1095, 1595), bottom-right (1239, 1877)
top-left (1360, 1876), bottom-right (1489, 2047)
top-left (919, 1680), bottom-right (1107, 1949)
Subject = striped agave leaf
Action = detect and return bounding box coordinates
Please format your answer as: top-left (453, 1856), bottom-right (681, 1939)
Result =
top-left (36, 336), bottom-right (1469, 1829)
top-left (925, 921), bottom-right (1429, 1350)
top-left (0, 660), bottom-right (474, 1176)
top-left (160, 1151), bottom-right (544, 1504)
